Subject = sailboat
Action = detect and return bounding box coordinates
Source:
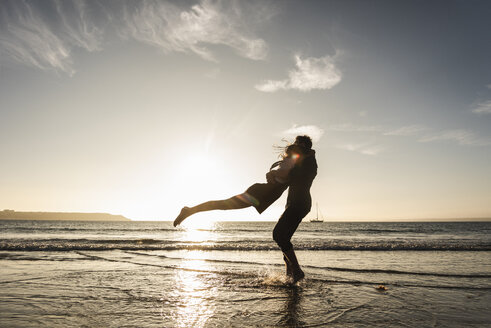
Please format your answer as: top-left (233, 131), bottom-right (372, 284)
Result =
top-left (310, 202), bottom-right (324, 222)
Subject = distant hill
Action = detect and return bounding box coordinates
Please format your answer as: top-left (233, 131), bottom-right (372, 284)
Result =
top-left (0, 210), bottom-right (131, 221)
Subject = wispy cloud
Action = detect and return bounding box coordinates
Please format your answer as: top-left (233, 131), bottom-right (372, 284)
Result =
top-left (383, 124), bottom-right (428, 136)
top-left (327, 123), bottom-right (384, 133)
top-left (328, 122), bottom-right (491, 149)
top-left (0, 0), bottom-right (102, 75)
top-left (54, 1), bottom-right (103, 52)
top-left (256, 54), bottom-right (342, 92)
top-left (0, 0), bottom-right (269, 74)
top-left (471, 100), bottom-right (491, 114)
top-left (336, 143), bottom-right (384, 156)
top-left (419, 129), bottom-right (491, 146)
top-left (204, 67), bottom-right (221, 79)
top-left (282, 124), bottom-right (325, 142)
top-left (470, 84), bottom-right (491, 114)
top-left (123, 0), bottom-right (269, 62)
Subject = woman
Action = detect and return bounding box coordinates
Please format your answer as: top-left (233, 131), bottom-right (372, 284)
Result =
top-left (173, 143), bottom-right (300, 227)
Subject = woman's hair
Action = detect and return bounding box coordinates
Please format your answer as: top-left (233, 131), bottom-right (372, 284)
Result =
top-left (274, 135), bottom-right (313, 158)
top-left (282, 144), bottom-right (298, 159)
top-left (273, 138), bottom-right (292, 158)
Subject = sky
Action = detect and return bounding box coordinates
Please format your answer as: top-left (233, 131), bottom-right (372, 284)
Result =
top-left (1, 0), bottom-right (490, 221)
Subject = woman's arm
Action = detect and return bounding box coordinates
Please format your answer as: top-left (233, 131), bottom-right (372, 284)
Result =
top-left (269, 157), bottom-right (295, 183)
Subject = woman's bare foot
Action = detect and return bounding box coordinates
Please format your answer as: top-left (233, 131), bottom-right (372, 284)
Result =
top-left (173, 207), bottom-right (192, 227)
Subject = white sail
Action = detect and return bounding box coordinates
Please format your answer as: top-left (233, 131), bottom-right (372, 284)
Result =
top-left (310, 202), bottom-right (324, 222)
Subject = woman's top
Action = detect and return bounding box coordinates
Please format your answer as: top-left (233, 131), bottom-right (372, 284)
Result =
top-left (269, 154), bottom-right (298, 184)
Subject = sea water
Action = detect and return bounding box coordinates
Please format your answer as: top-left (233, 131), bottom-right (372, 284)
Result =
top-left (1, 220), bottom-right (490, 327)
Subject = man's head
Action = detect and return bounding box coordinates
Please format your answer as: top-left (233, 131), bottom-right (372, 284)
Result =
top-left (294, 135), bottom-right (313, 150)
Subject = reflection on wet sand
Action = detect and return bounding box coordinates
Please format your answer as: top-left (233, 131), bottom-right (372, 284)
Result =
top-left (280, 285), bottom-right (305, 327)
top-left (165, 222), bottom-right (307, 327)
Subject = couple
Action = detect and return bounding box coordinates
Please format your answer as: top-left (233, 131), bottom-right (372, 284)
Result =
top-left (174, 135), bottom-right (317, 283)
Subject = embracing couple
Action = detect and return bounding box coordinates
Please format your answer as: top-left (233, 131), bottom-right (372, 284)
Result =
top-left (174, 135), bottom-right (317, 283)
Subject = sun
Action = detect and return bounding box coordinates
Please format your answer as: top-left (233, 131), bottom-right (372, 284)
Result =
top-left (177, 153), bottom-right (224, 197)
top-left (167, 150), bottom-right (236, 223)
top-left (180, 153), bottom-right (217, 182)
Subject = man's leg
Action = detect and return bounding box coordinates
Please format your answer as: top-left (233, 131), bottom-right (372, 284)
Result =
top-left (283, 248), bottom-right (304, 282)
top-left (283, 255), bottom-right (292, 276)
top-left (273, 206), bottom-right (308, 282)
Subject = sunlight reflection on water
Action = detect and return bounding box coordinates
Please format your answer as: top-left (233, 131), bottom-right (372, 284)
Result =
top-left (169, 222), bottom-right (218, 327)
top-left (179, 219), bottom-right (219, 243)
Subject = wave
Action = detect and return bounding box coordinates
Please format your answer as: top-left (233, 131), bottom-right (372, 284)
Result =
top-left (1, 227), bottom-right (276, 234)
top-left (1, 238), bottom-right (172, 244)
top-left (1, 227), bottom-right (178, 233)
top-left (3, 222), bottom-right (490, 237)
top-left (1, 240), bottom-right (490, 251)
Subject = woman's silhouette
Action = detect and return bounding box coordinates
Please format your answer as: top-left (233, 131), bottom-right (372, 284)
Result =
top-left (173, 135), bottom-right (317, 282)
top-left (173, 143), bottom-right (299, 225)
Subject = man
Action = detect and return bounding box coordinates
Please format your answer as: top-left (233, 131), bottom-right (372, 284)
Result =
top-left (268, 135), bottom-right (317, 282)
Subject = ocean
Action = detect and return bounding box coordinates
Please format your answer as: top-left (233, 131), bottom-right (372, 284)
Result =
top-left (1, 220), bottom-right (490, 327)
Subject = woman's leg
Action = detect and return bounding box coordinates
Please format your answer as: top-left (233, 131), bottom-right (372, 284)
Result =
top-left (173, 195), bottom-right (251, 226)
top-left (191, 196), bottom-right (251, 212)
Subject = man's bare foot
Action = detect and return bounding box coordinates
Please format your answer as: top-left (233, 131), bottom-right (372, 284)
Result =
top-left (292, 269), bottom-right (305, 283)
top-left (284, 255), bottom-right (293, 277)
top-left (173, 207), bottom-right (192, 227)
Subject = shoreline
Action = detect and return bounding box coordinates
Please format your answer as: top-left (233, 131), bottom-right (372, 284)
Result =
top-left (0, 210), bottom-right (131, 221)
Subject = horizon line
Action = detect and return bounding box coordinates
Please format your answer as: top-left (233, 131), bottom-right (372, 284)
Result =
top-left (148, 217), bottom-right (491, 222)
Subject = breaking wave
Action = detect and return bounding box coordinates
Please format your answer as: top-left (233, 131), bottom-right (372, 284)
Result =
top-left (1, 238), bottom-right (490, 251)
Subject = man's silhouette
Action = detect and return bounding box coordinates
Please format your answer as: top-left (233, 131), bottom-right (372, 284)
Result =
top-left (270, 135), bottom-right (317, 282)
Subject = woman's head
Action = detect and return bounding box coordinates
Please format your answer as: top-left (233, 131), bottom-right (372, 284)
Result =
top-left (275, 135), bottom-right (313, 158)
top-left (294, 135), bottom-right (313, 150)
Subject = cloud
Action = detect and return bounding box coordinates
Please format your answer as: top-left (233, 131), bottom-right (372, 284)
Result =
top-left (328, 122), bottom-right (491, 149)
top-left (471, 100), bottom-right (491, 114)
top-left (0, 0), bottom-right (269, 74)
top-left (327, 123), bottom-right (384, 133)
top-left (418, 129), bottom-right (491, 146)
top-left (255, 54), bottom-right (342, 92)
top-left (54, 1), bottom-right (103, 52)
top-left (204, 67), bottom-right (221, 79)
top-left (282, 124), bottom-right (325, 142)
top-left (383, 125), bottom-right (428, 136)
top-left (256, 80), bottom-right (288, 92)
top-left (123, 0), bottom-right (268, 62)
top-left (336, 143), bottom-right (384, 156)
top-left (0, 0), bottom-right (102, 75)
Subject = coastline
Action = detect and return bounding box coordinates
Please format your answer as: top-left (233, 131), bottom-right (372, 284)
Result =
top-left (0, 210), bottom-right (131, 221)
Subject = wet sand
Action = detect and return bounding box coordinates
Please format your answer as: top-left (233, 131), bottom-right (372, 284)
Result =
top-left (1, 249), bottom-right (490, 327)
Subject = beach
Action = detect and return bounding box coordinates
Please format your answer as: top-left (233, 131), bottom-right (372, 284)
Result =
top-left (1, 220), bottom-right (490, 327)
top-left (2, 1), bottom-right (491, 327)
